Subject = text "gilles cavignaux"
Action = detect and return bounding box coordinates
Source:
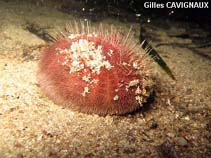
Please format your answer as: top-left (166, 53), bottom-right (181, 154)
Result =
top-left (144, 2), bottom-right (209, 9)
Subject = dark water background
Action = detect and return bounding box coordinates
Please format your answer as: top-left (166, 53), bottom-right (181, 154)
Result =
top-left (60, 0), bottom-right (211, 29)
top-left (58, 0), bottom-right (211, 54)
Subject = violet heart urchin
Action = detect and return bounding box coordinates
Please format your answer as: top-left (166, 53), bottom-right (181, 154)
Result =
top-left (37, 21), bottom-right (153, 115)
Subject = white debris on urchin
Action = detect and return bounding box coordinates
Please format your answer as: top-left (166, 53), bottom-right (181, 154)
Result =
top-left (113, 95), bottom-right (119, 101)
top-left (59, 39), bottom-right (113, 75)
top-left (82, 86), bottom-right (89, 97)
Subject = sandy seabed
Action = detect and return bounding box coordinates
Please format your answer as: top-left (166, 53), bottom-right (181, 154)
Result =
top-left (0, 1), bottom-right (210, 158)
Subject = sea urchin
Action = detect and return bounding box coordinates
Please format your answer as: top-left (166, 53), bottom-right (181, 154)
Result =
top-left (37, 21), bottom-right (152, 115)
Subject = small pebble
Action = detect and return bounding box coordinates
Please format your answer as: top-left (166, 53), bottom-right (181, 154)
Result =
top-left (150, 119), bottom-right (158, 129)
top-left (183, 116), bottom-right (190, 121)
top-left (167, 133), bottom-right (175, 138)
top-left (177, 137), bottom-right (188, 146)
top-left (158, 140), bottom-right (178, 158)
top-left (172, 96), bottom-right (180, 104)
top-left (16, 153), bottom-right (24, 158)
top-left (186, 88), bottom-right (192, 95)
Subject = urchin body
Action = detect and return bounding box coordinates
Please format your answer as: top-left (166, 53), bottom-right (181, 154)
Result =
top-left (38, 22), bottom-right (152, 115)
